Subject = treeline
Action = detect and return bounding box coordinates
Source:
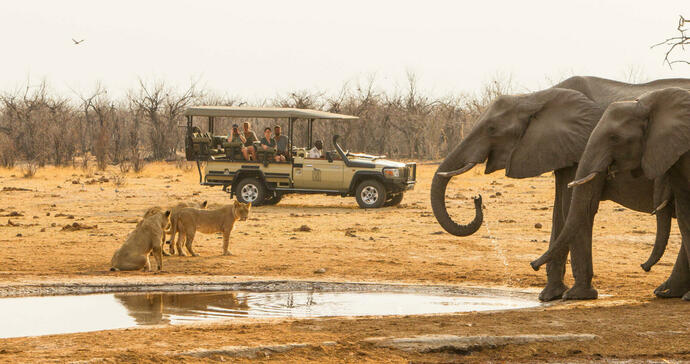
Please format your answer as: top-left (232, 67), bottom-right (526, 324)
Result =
top-left (0, 75), bottom-right (511, 172)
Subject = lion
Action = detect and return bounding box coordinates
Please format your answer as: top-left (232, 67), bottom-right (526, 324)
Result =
top-left (111, 207), bottom-right (171, 271)
top-left (163, 200), bottom-right (208, 255)
top-left (169, 200), bottom-right (250, 256)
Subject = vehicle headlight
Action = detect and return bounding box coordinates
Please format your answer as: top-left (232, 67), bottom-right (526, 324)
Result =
top-left (383, 168), bottom-right (400, 178)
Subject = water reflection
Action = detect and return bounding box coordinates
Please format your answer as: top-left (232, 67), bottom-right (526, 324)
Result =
top-left (0, 290), bottom-right (539, 338)
top-left (114, 292), bottom-right (250, 325)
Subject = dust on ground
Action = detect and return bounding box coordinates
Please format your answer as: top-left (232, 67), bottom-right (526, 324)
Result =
top-left (0, 163), bottom-right (688, 363)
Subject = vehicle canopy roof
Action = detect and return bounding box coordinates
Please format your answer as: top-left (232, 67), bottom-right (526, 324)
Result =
top-left (184, 106), bottom-right (359, 120)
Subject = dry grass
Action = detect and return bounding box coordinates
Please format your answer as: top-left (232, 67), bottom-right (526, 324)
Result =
top-left (1, 163), bottom-right (688, 362)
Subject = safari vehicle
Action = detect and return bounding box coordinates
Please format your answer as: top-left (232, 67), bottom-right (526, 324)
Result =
top-left (182, 106), bottom-right (416, 208)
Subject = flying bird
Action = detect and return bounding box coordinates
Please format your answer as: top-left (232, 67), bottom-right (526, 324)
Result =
top-left (72, 38), bottom-right (85, 45)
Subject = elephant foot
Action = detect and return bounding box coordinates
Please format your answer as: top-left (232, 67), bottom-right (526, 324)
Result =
top-left (539, 282), bottom-right (569, 302)
top-left (683, 291), bottom-right (690, 301)
top-left (563, 285), bottom-right (598, 300)
top-left (223, 251), bottom-right (233, 256)
top-left (654, 279), bottom-right (690, 298)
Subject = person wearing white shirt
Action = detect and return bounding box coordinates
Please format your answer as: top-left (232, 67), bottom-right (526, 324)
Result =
top-left (308, 140), bottom-right (323, 159)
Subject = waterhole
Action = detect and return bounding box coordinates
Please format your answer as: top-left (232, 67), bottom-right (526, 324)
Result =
top-left (0, 290), bottom-right (539, 338)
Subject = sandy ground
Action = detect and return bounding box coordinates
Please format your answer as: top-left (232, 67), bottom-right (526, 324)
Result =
top-left (0, 162), bottom-right (689, 363)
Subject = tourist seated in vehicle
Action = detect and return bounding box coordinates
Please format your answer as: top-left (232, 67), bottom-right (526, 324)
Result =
top-left (240, 122), bottom-right (258, 160)
top-left (259, 127), bottom-right (282, 162)
top-left (226, 124), bottom-right (248, 160)
top-left (308, 139), bottom-right (323, 159)
top-left (273, 125), bottom-right (288, 162)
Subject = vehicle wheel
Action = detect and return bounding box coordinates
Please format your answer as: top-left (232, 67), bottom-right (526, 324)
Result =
top-left (263, 193), bottom-right (283, 205)
top-left (384, 193), bottom-right (403, 207)
top-left (235, 177), bottom-right (266, 205)
top-left (355, 179), bottom-right (387, 209)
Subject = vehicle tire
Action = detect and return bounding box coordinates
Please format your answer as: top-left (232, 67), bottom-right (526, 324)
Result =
top-left (263, 193), bottom-right (283, 205)
top-left (355, 179), bottom-right (387, 209)
top-left (384, 193), bottom-right (404, 207)
top-left (235, 177), bottom-right (266, 205)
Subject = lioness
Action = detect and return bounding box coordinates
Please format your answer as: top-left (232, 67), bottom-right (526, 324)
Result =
top-left (170, 200), bottom-right (250, 256)
top-left (164, 200), bottom-right (208, 255)
top-left (111, 207), bottom-right (170, 271)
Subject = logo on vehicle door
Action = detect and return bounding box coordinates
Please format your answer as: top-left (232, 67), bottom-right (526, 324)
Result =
top-left (312, 169), bottom-right (321, 182)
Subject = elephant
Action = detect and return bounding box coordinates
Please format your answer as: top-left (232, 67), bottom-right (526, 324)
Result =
top-left (431, 76), bottom-right (690, 301)
top-left (531, 87), bottom-right (690, 301)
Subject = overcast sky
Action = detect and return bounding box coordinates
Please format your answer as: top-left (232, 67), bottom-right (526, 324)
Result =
top-left (0, 1), bottom-right (687, 99)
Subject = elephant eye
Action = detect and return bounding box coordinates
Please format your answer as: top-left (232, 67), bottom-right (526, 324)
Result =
top-left (487, 125), bottom-right (497, 134)
top-left (608, 134), bottom-right (621, 143)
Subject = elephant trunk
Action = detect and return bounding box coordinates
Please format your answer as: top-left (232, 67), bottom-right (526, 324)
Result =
top-left (641, 200), bottom-right (672, 271)
top-left (642, 177), bottom-right (674, 272)
top-left (530, 144), bottom-right (611, 270)
top-left (430, 169), bottom-right (483, 236)
top-left (531, 172), bottom-right (606, 270)
top-left (431, 129), bottom-right (490, 236)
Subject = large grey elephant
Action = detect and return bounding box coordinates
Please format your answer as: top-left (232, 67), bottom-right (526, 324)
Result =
top-left (532, 87), bottom-right (690, 300)
top-left (431, 76), bottom-right (690, 301)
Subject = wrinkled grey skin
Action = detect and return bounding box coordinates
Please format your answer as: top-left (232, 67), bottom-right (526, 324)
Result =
top-left (431, 76), bottom-right (690, 301)
top-left (532, 87), bottom-right (690, 301)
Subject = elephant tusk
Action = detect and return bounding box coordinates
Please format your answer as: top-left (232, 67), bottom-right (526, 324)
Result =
top-left (436, 163), bottom-right (476, 178)
top-left (651, 199), bottom-right (669, 215)
top-left (567, 172), bottom-right (597, 189)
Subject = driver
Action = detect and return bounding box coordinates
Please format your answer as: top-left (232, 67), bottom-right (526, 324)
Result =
top-left (308, 139), bottom-right (323, 159)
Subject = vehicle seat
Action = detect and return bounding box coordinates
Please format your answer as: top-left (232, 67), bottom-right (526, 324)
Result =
top-left (191, 132), bottom-right (214, 157)
top-left (292, 147), bottom-right (306, 158)
top-left (256, 144), bottom-right (276, 167)
top-left (223, 140), bottom-right (244, 161)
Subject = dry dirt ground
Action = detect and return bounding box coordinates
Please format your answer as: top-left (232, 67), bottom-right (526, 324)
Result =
top-left (0, 162), bottom-right (689, 363)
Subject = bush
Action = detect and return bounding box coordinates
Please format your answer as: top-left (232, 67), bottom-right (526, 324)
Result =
top-left (0, 138), bottom-right (16, 168)
top-left (21, 161), bottom-right (38, 178)
top-left (112, 173), bottom-right (127, 187)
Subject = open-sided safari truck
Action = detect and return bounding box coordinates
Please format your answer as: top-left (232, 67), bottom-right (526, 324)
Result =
top-left (183, 106), bottom-right (416, 208)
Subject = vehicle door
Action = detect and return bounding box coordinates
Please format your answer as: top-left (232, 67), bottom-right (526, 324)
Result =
top-left (294, 157), bottom-right (344, 190)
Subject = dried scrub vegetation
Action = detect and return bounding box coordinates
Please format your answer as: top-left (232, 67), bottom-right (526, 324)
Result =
top-left (0, 75), bottom-right (510, 174)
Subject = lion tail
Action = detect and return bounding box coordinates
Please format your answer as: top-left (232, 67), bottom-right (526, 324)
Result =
top-left (166, 214), bottom-right (178, 246)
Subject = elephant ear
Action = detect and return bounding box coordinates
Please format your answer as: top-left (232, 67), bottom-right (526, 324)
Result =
top-left (641, 87), bottom-right (690, 180)
top-left (506, 88), bottom-right (601, 178)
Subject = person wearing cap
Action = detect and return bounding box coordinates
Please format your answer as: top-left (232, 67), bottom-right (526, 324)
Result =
top-left (228, 123), bottom-right (251, 161)
top-left (308, 139), bottom-right (323, 159)
top-left (273, 125), bottom-right (288, 162)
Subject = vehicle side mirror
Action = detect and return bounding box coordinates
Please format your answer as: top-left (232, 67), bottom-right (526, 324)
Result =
top-left (326, 151), bottom-right (333, 163)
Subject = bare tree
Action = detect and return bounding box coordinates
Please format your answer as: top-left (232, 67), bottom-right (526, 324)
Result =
top-left (653, 15), bottom-right (689, 68)
top-left (129, 79), bottom-right (199, 160)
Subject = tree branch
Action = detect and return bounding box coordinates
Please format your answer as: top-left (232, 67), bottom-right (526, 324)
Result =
top-left (652, 15), bottom-right (689, 68)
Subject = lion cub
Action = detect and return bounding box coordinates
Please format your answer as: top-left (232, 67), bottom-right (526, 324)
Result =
top-left (170, 200), bottom-right (250, 256)
top-left (111, 207), bottom-right (170, 271)
top-left (164, 200), bottom-right (208, 256)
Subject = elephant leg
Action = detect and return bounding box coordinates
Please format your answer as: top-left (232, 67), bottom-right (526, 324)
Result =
top-left (540, 167), bottom-right (575, 301)
top-left (562, 181), bottom-right (601, 300)
top-left (656, 192), bottom-right (690, 298)
top-left (563, 224), bottom-right (598, 300)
